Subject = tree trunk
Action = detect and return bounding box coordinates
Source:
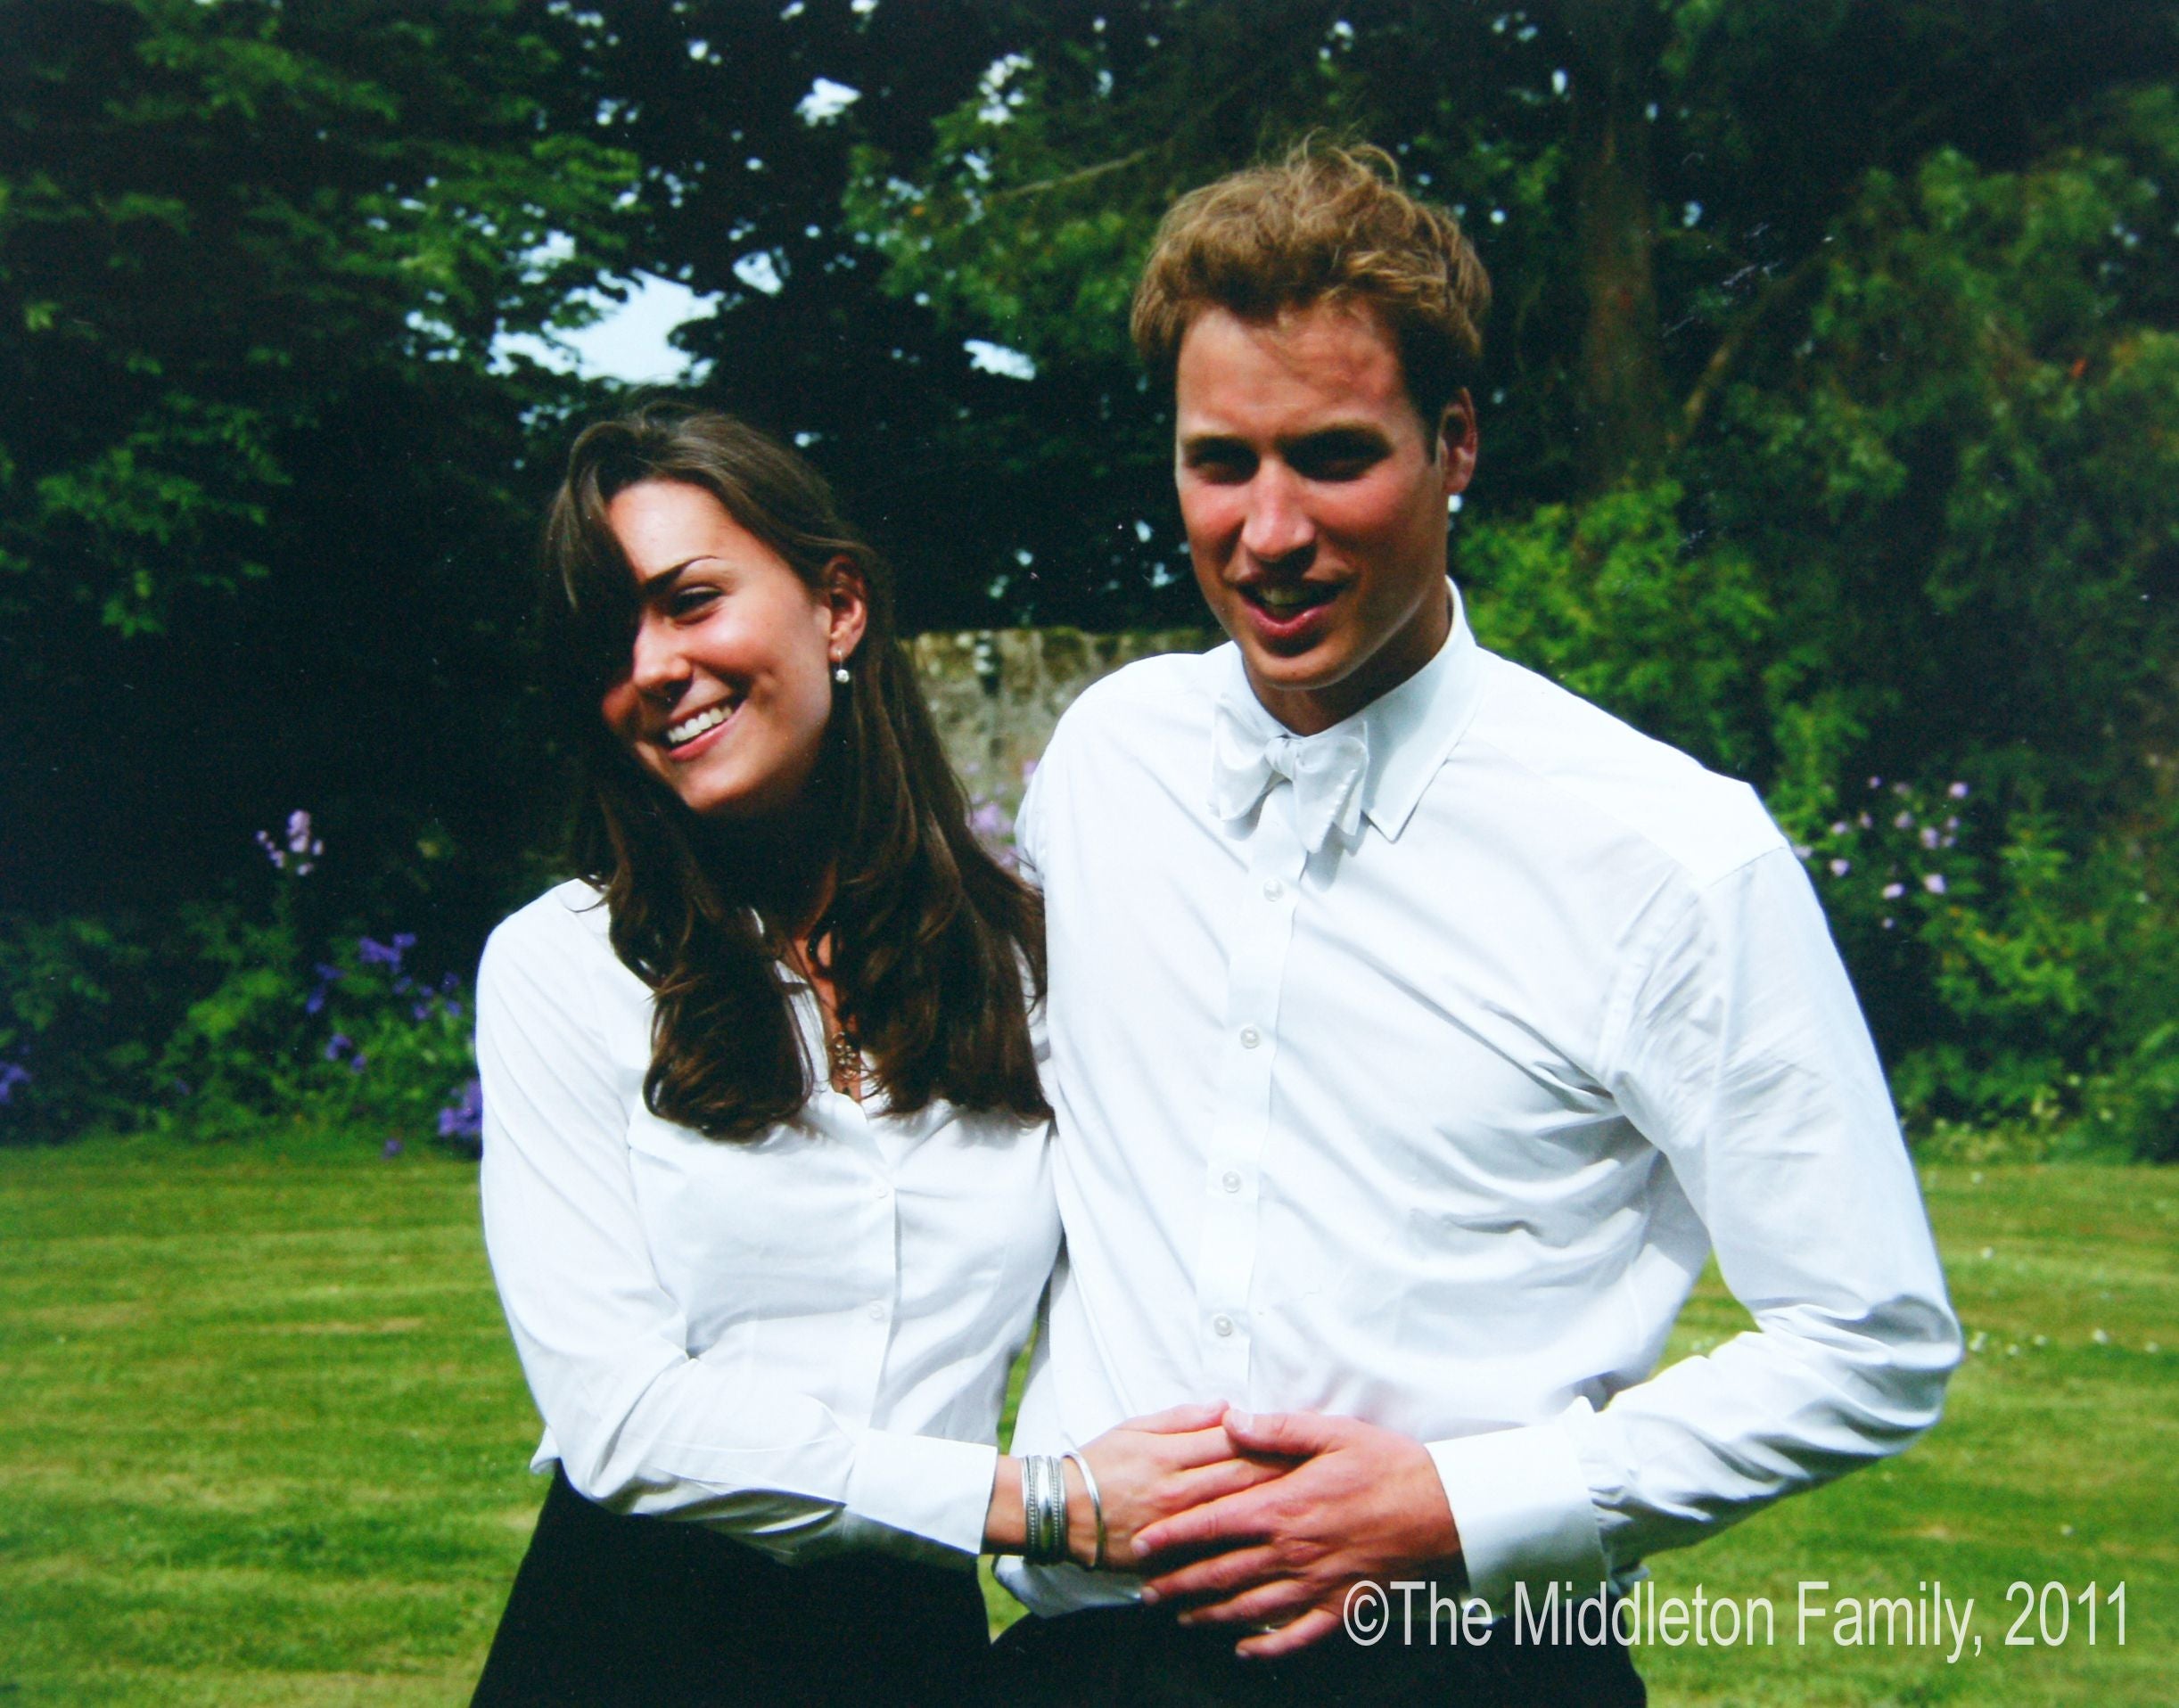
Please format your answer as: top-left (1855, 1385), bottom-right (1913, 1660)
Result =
top-left (1564, 0), bottom-right (1669, 491)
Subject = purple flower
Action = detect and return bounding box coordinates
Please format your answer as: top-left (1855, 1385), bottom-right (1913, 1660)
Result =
top-left (1880, 916), bottom-right (1895, 931)
top-left (440, 972), bottom-right (462, 994)
top-left (1948, 781), bottom-right (1970, 800)
top-left (1792, 843), bottom-right (1813, 860)
top-left (349, 1051), bottom-right (368, 1074)
top-left (392, 932), bottom-right (416, 952)
top-left (1830, 858), bottom-right (1852, 877)
top-left (438, 1078), bottom-right (484, 1144)
top-left (304, 963), bottom-right (343, 1016)
top-left (1923, 873), bottom-right (1947, 895)
top-left (1893, 811), bottom-right (1915, 831)
top-left (444, 1000), bottom-right (462, 1020)
top-left (325, 1033), bottom-right (354, 1062)
top-left (382, 1137), bottom-right (404, 1159)
top-left (0, 1061), bottom-right (29, 1104)
top-left (1882, 882), bottom-right (1905, 899)
top-left (411, 1001), bottom-right (433, 1022)
top-left (1868, 776), bottom-right (1883, 790)
top-left (255, 830), bottom-right (286, 871)
top-left (358, 937), bottom-right (402, 967)
top-left (1920, 826), bottom-right (1941, 850)
top-left (1830, 821), bottom-right (1851, 837)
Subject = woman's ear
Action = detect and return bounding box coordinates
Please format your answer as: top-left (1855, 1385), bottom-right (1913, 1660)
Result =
top-left (821, 555), bottom-right (870, 661)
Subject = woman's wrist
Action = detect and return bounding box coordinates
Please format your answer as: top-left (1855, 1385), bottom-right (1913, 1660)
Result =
top-left (984, 1454), bottom-right (1027, 1554)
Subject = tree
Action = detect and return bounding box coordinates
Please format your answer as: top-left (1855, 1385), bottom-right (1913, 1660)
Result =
top-left (0, 0), bottom-right (638, 916)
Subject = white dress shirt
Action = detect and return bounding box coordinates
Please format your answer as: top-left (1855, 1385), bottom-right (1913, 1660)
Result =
top-left (999, 587), bottom-right (1961, 1616)
top-left (476, 880), bottom-right (1058, 1565)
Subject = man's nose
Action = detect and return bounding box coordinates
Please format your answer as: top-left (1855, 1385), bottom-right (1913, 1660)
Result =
top-left (1239, 465), bottom-right (1315, 565)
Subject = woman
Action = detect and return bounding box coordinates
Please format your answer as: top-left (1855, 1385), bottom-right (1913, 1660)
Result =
top-left (470, 406), bottom-right (1254, 1707)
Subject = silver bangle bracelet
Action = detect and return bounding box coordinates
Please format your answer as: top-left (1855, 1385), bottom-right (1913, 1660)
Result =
top-left (1020, 1453), bottom-right (1069, 1564)
top-left (1062, 1449), bottom-right (1106, 1571)
top-left (1040, 1453), bottom-right (1069, 1564)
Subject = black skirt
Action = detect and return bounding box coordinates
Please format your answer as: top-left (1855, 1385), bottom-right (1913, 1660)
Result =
top-left (472, 1466), bottom-right (993, 1708)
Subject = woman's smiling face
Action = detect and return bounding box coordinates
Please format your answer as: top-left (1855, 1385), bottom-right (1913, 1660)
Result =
top-left (597, 479), bottom-right (866, 823)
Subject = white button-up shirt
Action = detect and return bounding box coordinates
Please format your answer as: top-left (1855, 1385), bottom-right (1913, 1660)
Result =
top-left (999, 589), bottom-right (1961, 1616)
top-left (477, 881), bottom-right (1058, 1564)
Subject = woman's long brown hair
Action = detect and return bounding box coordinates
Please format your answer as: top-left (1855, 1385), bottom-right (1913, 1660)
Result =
top-left (540, 404), bottom-right (1048, 1138)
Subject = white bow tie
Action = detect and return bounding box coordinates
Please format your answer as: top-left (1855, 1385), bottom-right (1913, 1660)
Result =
top-left (1209, 700), bottom-right (1371, 853)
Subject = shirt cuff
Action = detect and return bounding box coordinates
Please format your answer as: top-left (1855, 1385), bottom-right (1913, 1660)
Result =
top-left (1428, 1407), bottom-right (1609, 1616)
top-left (843, 1431), bottom-right (999, 1558)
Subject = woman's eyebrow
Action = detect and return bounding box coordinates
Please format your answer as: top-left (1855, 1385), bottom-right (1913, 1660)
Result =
top-left (632, 557), bottom-right (717, 595)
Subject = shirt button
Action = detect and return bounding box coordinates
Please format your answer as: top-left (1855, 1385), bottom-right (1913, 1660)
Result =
top-left (1262, 878), bottom-right (1285, 901)
top-left (1238, 1026), bottom-right (1262, 1049)
top-left (867, 1302), bottom-right (888, 1322)
top-left (1221, 1170), bottom-right (1242, 1194)
top-left (873, 1180), bottom-right (891, 1201)
top-left (1212, 1314), bottom-right (1235, 1337)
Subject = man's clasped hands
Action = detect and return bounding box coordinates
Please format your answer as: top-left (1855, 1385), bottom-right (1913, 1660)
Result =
top-left (1081, 1402), bottom-right (1463, 1660)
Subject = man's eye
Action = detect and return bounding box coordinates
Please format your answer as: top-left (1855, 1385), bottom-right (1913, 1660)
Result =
top-left (1294, 445), bottom-right (1381, 480)
top-left (1187, 449), bottom-right (1254, 482)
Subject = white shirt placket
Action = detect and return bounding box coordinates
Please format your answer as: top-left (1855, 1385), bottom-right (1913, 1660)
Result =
top-left (1193, 783), bottom-right (1309, 1395)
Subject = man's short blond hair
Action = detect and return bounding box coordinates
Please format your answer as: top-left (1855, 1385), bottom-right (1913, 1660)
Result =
top-left (1131, 142), bottom-right (1491, 424)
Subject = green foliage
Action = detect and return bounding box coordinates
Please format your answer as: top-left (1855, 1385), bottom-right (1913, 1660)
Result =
top-left (152, 892), bottom-right (316, 1124)
top-left (0, 0), bottom-right (636, 631)
top-left (306, 935), bottom-right (480, 1154)
top-left (0, 915), bottom-right (157, 1137)
top-left (2, 816), bottom-right (477, 1152)
top-left (1464, 480), bottom-right (1778, 777)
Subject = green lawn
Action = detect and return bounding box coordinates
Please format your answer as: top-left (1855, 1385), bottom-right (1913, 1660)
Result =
top-left (0, 1137), bottom-right (2170, 1704)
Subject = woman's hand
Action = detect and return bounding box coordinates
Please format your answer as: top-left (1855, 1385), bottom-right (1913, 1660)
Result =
top-left (1065, 1402), bottom-right (1290, 1568)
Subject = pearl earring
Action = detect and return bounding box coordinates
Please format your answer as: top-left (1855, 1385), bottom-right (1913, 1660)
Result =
top-left (832, 658), bottom-right (851, 686)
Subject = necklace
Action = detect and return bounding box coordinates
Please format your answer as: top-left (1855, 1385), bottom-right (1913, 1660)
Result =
top-left (786, 935), bottom-right (862, 1102)
top-left (826, 1022), bottom-right (862, 1096)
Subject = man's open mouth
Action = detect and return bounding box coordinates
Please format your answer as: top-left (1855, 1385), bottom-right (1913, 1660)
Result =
top-left (1242, 582), bottom-right (1337, 618)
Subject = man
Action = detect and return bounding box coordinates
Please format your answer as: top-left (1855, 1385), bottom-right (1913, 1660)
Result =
top-left (993, 145), bottom-right (1960, 1704)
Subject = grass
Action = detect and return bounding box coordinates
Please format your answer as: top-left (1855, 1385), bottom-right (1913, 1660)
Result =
top-left (0, 1135), bottom-right (2171, 1704)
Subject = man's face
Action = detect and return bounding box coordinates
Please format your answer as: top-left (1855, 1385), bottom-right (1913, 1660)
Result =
top-left (1173, 301), bottom-right (1476, 735)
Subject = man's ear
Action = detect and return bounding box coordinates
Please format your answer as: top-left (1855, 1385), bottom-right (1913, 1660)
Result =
top-left (1436, 390), bottom-right (1479, 499)
top-left (821, 556), bottom-right (869, 661)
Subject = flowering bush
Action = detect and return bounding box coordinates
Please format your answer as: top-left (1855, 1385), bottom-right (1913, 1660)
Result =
top-left (1791, 777), bottom-right (2179, 1157)
top-left (301, 927), bottom-right (481, 1154)
top-left (3, 810), bottom-right (480, 1153)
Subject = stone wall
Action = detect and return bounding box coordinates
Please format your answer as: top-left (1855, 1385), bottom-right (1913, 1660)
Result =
top-left (908, 627), bottom-right (1214, 832)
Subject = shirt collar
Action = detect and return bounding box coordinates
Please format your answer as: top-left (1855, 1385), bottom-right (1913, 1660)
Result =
top-left (1212, 579), bottom-right (1486, 843)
